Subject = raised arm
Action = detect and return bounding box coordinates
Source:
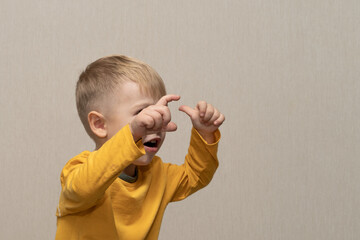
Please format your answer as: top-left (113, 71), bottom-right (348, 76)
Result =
top-left (167, 101), bottom-right (225, 201)
top-left (58, 125), bottom-right (145, 215)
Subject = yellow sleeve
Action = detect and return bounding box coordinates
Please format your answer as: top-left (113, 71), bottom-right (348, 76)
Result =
top-left (167, 128), bottom-right (221, 202)
top-left (57, 124), bottom-right (145, 216)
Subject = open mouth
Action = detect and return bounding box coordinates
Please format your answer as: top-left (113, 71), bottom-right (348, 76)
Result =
top-left (143, 139), bottom-right (158, 148)
top-left (143, 138), bottom-right (161, 152)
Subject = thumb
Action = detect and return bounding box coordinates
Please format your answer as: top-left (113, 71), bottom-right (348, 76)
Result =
top-left (156, 94), bottom-right (180, 106)
top-left (163, 122), bottom-right (177, 132)
top-left (179, 105), bottom-right (196, 118)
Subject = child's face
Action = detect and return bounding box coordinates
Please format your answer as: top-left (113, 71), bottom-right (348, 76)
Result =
top-left (104, 81), bottom-right (165, 165)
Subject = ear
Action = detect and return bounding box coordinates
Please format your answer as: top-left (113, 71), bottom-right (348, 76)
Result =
top-left (88, 111), bottom-right (107, 139)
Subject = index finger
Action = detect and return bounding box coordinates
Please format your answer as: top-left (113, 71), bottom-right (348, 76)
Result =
top-left (156, 94), bottom-right (181, 106)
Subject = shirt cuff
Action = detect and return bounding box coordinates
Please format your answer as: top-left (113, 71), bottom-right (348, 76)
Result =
top-left (192, 128), bottom-right (221, 146)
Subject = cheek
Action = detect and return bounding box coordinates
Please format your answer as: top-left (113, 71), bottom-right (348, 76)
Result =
top-left (129, 115), bottom-right (136, 122)
top-left (158, 133), bottom-right (166, 148)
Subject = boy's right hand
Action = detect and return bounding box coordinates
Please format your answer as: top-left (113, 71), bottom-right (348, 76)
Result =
top-left (130, 94), bottom-right (180, 141)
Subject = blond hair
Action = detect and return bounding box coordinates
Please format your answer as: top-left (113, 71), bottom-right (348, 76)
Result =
top-left (76, 55), bottom-right (166, 138)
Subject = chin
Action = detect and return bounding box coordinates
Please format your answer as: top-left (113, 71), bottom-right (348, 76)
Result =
top-left (133, 154), bottom-right (155, 166)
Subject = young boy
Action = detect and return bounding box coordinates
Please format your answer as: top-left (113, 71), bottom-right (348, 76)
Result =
top-left (55, 55), bottom-right (225, 240)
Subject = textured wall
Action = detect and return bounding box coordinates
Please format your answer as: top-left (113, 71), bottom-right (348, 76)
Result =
top-left (0, 1), bottom-right (359, 239)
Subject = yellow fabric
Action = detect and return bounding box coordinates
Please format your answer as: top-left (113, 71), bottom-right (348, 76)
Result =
top-left (56, 124), bottom-right (220, 240)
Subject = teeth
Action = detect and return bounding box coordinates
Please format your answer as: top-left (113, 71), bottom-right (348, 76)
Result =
top-left (150, 140), bottom-right (157, 143)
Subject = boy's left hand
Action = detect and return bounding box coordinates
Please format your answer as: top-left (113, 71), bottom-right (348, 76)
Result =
top-left (179, 101), bottom-right (225, 143)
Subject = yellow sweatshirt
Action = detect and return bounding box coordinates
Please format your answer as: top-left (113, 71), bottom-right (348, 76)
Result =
top-left (56, 124), bottom-right (220, 240)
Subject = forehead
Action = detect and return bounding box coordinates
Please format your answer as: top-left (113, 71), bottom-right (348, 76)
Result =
top-left (115, 81), bottom-right (157, 106)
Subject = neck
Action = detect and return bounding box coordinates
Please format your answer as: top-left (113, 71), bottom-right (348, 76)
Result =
top-left (122, 164), bottom-right (137, 177)
top-left (95, 138), bottom-right (107, 151)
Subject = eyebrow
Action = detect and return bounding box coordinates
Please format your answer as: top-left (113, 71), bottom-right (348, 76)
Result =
top-left (132, 102), bottom-right (152, 110)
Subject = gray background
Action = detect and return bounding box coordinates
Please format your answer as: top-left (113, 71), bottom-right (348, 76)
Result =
top-left (0, 1), bottom-right (359, 239)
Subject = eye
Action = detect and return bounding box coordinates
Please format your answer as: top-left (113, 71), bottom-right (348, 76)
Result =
top-left (134, 109), bottom-right (143, 115)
